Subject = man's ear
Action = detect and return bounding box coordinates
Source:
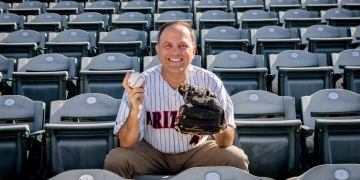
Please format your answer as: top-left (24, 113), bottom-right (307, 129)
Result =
top-left (192, 45), bottom-right (197, 55)
top-left (155, 44), bottom-right (159, 54)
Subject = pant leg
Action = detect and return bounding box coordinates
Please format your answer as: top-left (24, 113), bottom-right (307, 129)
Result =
top-left (103, 140), bottom-right (170, 179)
top-left (179, 140), bottom-right (249, 172)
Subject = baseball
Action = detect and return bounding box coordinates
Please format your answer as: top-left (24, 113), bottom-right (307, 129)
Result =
top-left (128, 72), bottom-right (145, 88)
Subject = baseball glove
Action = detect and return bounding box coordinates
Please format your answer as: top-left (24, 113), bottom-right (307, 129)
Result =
top-left (175, 83), bottom-right (227, 136)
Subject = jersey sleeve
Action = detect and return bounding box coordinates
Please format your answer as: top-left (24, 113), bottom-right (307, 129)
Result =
top-left (213, 77), bottom-right (236, 128)
top-left (113, 91), bottom-right (146, 140)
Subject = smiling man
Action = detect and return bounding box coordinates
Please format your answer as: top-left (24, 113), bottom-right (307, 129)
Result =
top-left (103, 21), bottom-right (249, 179)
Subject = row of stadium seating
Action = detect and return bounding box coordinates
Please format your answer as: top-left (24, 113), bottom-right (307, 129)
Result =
top-left (0, 0), bottom-right (359, 16)
top-left (1, 89), bottom-right (359, 179)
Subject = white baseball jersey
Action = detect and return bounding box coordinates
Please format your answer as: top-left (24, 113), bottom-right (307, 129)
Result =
top-left (114, 64), bottom-right (235, 154)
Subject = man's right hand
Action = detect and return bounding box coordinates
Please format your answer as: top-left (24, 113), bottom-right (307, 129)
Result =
top-left (122, 72), bottom-right (146, 113)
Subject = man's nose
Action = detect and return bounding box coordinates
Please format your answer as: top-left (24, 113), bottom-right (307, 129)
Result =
top-left (172, 46), bottom-right (181, 54)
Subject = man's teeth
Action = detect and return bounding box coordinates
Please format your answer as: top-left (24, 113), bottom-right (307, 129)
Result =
top-left (168, 58), bottom-right (182, 62)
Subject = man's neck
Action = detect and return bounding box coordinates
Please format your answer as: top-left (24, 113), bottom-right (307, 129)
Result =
top-left (161, 69), bottom-right (188, 90)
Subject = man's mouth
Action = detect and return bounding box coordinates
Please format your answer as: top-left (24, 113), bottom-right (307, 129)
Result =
top-left (168, 58), bottom-right (182, 62)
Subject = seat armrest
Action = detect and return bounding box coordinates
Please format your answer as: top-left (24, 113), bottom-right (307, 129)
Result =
top-left (300, 125), bottom-right (314, 138)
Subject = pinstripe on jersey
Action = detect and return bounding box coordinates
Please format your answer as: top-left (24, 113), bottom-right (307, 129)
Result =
top-left (114, 64), bottom-right (235, 154)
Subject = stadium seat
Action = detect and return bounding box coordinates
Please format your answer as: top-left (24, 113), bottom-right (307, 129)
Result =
top-left (12, 54), bottom-right (77, 117)
top-left (332, 49), bottom-right (360, 93)
top-left (278, 9), bottom-right (321, 29)
top-left (24, 13), bottom-right (67, 33)
top-left (68, 12), bottom-right (110, 43)
top-left (250, 26), bottom-right (300, 70)
top-left (320, 8), bottom-right (360, 27)
top-left (0, 95), bottom-right (45, 179)
top-left (111, 12), bottom-right (152, 35)
top-left (201, 26), bottom-right (249, 67)
top-left (0, 30), bottom-right (46, 59)
top-left (98, 29), bottom-right (148, 68)
top-left (157, 0), bottom-right (192, 13)
top-left (149, 30), bottom-right (159, 56)
top-left (79, 53), bottom-right (140, 99)
top-left (288, 164), bottom-right (360, 180)
top-left (338, 0), bottom-right (360, 10)
top-left (268, 50), bottom-right (333, 116)
top-left (49, 169), bottom-right (125, 180)
top-left (0, 2), bottom-right (9, 14)
top-left (46, 29), bottom-right (97, 71)
top-left (196, 10), bottom-right (236, 42)
top-left (47, 1), bottom-right (84, 16)
top-left (350, 25), bottom-right (360, 48)
top-left (236, 10), bottom-right (278, 30)
top-left (231, 90), bottom-right (302, 179)
top-left (265, 0), bottom-right (302, 12)
top-left (301, 0), bottom-right (339, 11)
top-left (121, 0), bottom-right (155, 16)
top-left (84, 1), bottom-right (120, 15)
top-left (300, 25), bottom-right (352, 65)
top-left (207, 51), bottom-right (266, 95)
top-left (300, 89), bottom-right (360, 167)
top-left (154, 11), bottom-right (193, 31)
top-left (0, 13), bottom-right (24, 33)
top-left (9, 1), bottom-right (47, 16)
top-left (193, 0), bottom-right (228, 13)
top-left (0, 55), bottom-right (14, 95)
top-left (143, 55), bottom-right (201, 70)
top-left (229, 0), bottom-right (265, 13)
top-left (44, 93), bottom-right (120, 176)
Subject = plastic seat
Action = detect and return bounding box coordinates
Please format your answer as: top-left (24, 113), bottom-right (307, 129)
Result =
top-left (193, 0), bottom-right (228, 13)
top-left (268, 50), bottom-right (333, 116)
top-left (0, 13), bottom-right (24, 33)
top-left (231, 90), bottom-right (302, 179)
top-left (229, 0), bottom-right (265, 13)
top-left (0, 95), bottom-right (45, 179)
top-left (0, 30), bottom-right (46, 59)
top-left (9, 1), bottom-right (46, 16)
top-left (84, 0), bottom-right (120, 22)
top-left (338, 0), bottom-right (360, 10)
top-left (47, 1), bottom-right (84, 16)
top-left (49, 169), bottom-right (125, 180)
top-left (24, 13), bottom-right (67, 33)
top-left (300, 25), bottom-right (352, 65)
top-left (44, 93), bottom-right (120, 176)
top-left (46, 29), bottom-right (97, 71)
top-left (279, 9), bottom-right (321, 29)
top-left (154, 11), bottom-right (193, 31)
top-left (0, 2), bottom-right (9, 14)
top-left (300, 89), bottom-right (360, 167)
top-left (79, 53), bottom-right (140, 99)
top-left (0, 55), bottom-right (14, 95)
top-left (301, 0), bottom-right (338, 11)
top-left (288, 164), bottom-right (360, 180)
top-left (143, 55), bottom-right (201, 70)
top-left (98, 29), bottom-right (148, 70)
top-left (265, 0), bottom-right (302, 12)
top-left (250, 26), bottom-right (300, 70)
top-left (236, 10), bottom-right (278, 30)
top-left (320, 8), bottom-right (360, 27)
top-left (201, 26), bottom-right (249, 67)
top-left (196, 10), bottom-right (236, 42)
top-left (157, 0), bottom-right (191, 13)
top-left (12, 54), bottom-right (77, 117)
top-left (332, 49), bottom-right (360, 93)
top-left (111, 12), bottom-right (152, 35)
top-left (350, 25), bottom-right (360, 48)
top-left (207, 51), bottom-right (266, 95)
top-left (121, 0), bottom-right (155, 16)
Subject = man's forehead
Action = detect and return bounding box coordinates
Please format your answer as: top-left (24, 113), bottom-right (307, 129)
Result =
top-left (159, 25), bottom-right (192, 43)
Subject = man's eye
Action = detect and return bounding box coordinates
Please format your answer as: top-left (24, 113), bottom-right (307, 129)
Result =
top-left (164, 45), bottom-right (171, 48)
top-left (181, 45), bottom-right (188, 48)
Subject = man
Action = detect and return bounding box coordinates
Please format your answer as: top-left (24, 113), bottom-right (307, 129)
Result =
top-left (104, 21), bottom-right (249, 178)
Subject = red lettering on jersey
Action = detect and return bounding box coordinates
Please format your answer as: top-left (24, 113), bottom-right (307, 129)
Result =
top-left (163, 111), bottom-right (169, 128)
top-left (169, 111), bottom-right (178, 128)
top-left (189, 135), bottom-right (202, 145)
top-left (152, 111), bottom-right (163, 129)
top-left (146, 111), bottom-right (152, 125)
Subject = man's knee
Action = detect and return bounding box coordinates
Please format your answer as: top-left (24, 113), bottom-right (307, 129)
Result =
top-left (104, 147), bottom-right (131, 169)
top-left (223, 146), bottom-right (249, 171)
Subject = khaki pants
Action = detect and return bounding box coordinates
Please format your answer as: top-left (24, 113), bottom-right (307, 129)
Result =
top-left (104, 140), bottom-right (249, 179)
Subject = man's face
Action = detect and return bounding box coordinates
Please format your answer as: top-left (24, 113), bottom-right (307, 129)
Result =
top-left (155, 24), bottom-right (197, 75)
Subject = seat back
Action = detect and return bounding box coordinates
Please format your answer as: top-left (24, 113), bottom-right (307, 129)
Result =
top-left (84, 1), bottom-right (120, 14)
top-left (0, 13), bottom-right (25, 32)
top-left (207, 51), bottom-right (266, 95)
top-left (0, 95), bottom-right (45, 179)
top-left (10, 1), bottom-right (46, 16)
top-left (350, 25), bottom-right (360, 48)
top-left (237, 10), bottom-right (278, 29)
top-left (47, 1), bottom-right (84, 15)
top-left (279, 9), bottom-right (320, 29)
top-left (193, 0), bottom-right (228, 13)
top-left (339, 0), bottom-right (360, 10)
top-left (0, 2), bottom-right (9, 14)
top-left (196, 10), bottom-right (236, 39)
top-left (80, 53), bottom-right (140, 98)
top-left (49, 169), bottom-right (125, 180)
top-left (154, 11), bottom-right (193, 30)
top-left (25, 13), bottom-right (66, 33)
top-left (157, 0), bottom-right (191, 13)
top-left (265, 0), bottom-right (302, 12)
top-left (0, 30), bottom-right (45, 59)
top-left (332, 49), bottom-right (360, 91)
top-left (121, 0), bottom-right (155, 15)
top-left (300, 25), bottom-right (352, 65)
top-left (111, 12), bottom-right (151, 33)
top-left (230, 0), bottom-right (265, 13)
top-left (320, 8), bottom-right (360, 27)
top-left (231, 90), bottom-right (301, 179)
top-left (301, 0), bottom-right (338, 11)
top-left (45, 93), bottom-right (120, 175)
